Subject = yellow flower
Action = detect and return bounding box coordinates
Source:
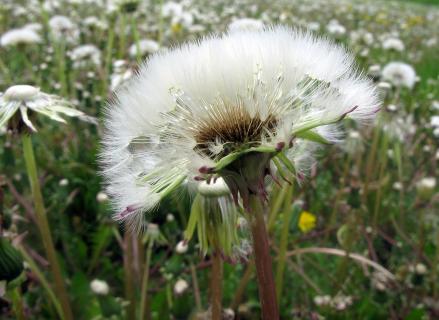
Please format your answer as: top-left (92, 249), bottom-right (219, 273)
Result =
top-left (171, 23), bottom-right (182, 34)
top-left (298, 211), bottom-right (316, 233)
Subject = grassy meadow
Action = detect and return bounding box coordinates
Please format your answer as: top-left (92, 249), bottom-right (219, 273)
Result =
top-left (0, 0), bottom-right (439, 319)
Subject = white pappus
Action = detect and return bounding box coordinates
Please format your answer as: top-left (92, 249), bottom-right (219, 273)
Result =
top-left (101, 26), bottom-right (380, 231)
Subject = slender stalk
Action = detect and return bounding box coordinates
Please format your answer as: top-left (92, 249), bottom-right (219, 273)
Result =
top-left (11, 287), bottom-right (25, 320)
top-left (328, 153), bottom-right (351, 233)
top-left (267, 184), bottom-right (289, 233)
top-left (373, 133), bottom-right (389, 227)
top-left (123, 232), bottom-right (136, 320)
top-left (18, 246), bottom-right (64, 319)
top-left (21, 135), bottom-right (73, 320)
top-left (210, 251), bottom-right (223, 320)
top-left (248, 195), bottom-right (279, 320)
top-left (118, 13), bottom-right (127, 59)
top-left (275, 193), bottom-right (295, 301)
top-left (139, 240), bottom-right (153, 320)
top-left (286, 247), bottom-right (395, 280)
top-left (130, 15), bottom-right (142, 64)
top-left (190, 263), bottom-right (202, 311)
top-left (55, 41), bottom-right (68, 96)
top-left (362, 127), bottom-right (380, 204)
top-left (230, 261), bottom-right (254, 310)
top-left (103, 20), bottom-right (115, 96)
top-left (157, 0), bottom-right (164, 46)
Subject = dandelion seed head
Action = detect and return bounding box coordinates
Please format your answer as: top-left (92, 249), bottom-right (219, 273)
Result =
top-left (101, 26), bottom-right (379, 229)
top-left (0, 28), bottom-right (41, 47)
top-left (382, 62), bottom-right (417, 89)
top-left (1, 85), bottom-right (95, 132)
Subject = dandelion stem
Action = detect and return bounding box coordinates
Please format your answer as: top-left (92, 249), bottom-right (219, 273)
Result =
top-left (210, 250), bottom-right (223, 320)
top-left (158, 0), bottom-right (164, 46)
top-left (131, 15), bottom-right (142, 64)
top-left (275, 187), bottom-right (295, 301)
top-left (230, 261), bottom-right (254, 310)
top-left (286, 247), bottom-right (396, 280)
top-left (21, 134), bottom-right (74, 320)
top-left (103, 20), bottom-right (115, 96)
top-left (18, 245), bottom-right (64, 319)
top-left (123, 232), bottom-right (136, 320)
top-left (363, 126), bottom-right (380, 204)
top-left (11, 287), bottom-right (25, 320)
top-left (373, 133), bottom-right (389, 226)
top-left (248, 195), bottom-right (279, 319)
top-left (267, 183), bottom-right (289, 233)
top-left (190, 263), bottom-right (202, 311)
top-left (139, 240), bottom-right (153, 320)
top-left (118, 13), bottom-right (127, 59)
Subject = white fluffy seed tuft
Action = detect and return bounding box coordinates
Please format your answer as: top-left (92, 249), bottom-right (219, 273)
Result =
top-left (101, 26), bottom-right (380, 230)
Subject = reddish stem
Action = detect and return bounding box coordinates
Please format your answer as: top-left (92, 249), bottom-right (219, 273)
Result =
top-left (248, 195), bottom-right (279, 319)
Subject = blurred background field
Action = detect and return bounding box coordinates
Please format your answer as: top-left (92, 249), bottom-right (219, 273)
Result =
top-left (0, 0), bottom-right (439, 319)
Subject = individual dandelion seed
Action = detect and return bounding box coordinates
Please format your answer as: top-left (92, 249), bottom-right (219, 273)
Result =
top-left (0, 85), bottom-right (97, 132)
top-left (101, 26), bottom-right (380, 318)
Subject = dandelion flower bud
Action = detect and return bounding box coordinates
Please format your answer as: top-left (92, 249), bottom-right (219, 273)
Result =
top-left (198, 178), bottom-right (230, 197)
top-left (146, 223), bottom-right (160, 238)
top-left (96, 191), bottom-right (109, 203)
top-left (59, 179), bottom-right (69, 187)
top-left (415, 263), bottom-right (427, 275)
top-left (416, 177), bottom-right (436, 200)
top-left (173, 279), bottom-right (189, 295)
top-left (223, 308), bottom-right (235, 320)
top-left (175, 240), bottom-right (188, 254)
top-left (90, 279), bottom-right (110, 295)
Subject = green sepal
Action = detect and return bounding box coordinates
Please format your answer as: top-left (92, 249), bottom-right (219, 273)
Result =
top-left (214, 145), bottom-right (278, 172)
top-left (276, 152), bottom-right (296, 174)
top-left (296, 129), bottom-right (332, 145)
top-left (184, 194), bottom-right (201, 241)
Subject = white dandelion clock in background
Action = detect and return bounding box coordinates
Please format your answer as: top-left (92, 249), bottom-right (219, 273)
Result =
top-left (70, 44), bottom-right (102, 69)
top-left (101, 26), bottom-right (380, 318)
top-left (0, 85), bottom-right (97, 132)
top-left (381, 62), bottom-right (417, 89)
top-left (49, 15), bottom-right (80, 44)
top-left (382, 37), bottom-right (405, 52)
top-left (0, 27), bottom-right (41, 47)
top-left (128, 39), bottom-right (160, 58)
top-left (228, 18), bottom-right (264, 33)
